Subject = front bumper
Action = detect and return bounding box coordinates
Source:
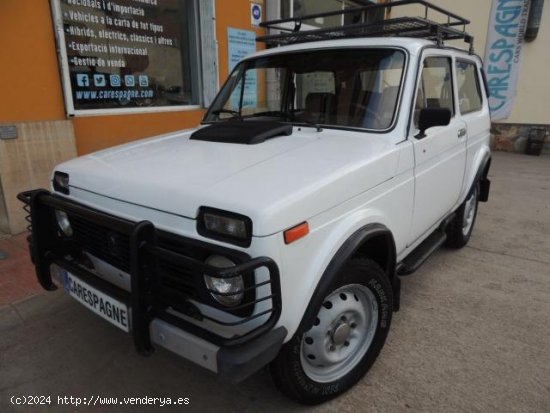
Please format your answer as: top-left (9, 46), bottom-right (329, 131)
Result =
top-left (18, 189), bottom-right (284, 382)
top-left (150, 319), bottom-right (287, 383)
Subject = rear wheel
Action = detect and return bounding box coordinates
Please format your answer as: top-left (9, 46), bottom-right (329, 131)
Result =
top-left (270, 258), bottom-right (392, 405)
top-left (446, 183), bottom-right (479, 248)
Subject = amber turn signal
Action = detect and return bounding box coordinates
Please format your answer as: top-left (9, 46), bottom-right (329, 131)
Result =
top-left (284, 222), bottom-right (309, 244)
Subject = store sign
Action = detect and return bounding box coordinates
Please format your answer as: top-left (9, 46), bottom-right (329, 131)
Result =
top-left (227, 28), bottom-right (257, 108)
top-left (484, 0), bottom-right (529, 121)
top-left (52, 0), bottom-right (198, 114)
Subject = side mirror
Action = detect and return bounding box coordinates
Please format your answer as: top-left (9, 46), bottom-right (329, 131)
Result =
top-left (416, 108), bottom-right (452, 139)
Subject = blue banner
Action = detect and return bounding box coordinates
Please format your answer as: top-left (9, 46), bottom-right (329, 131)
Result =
top-left (483, 0), bottom-right (530, 121)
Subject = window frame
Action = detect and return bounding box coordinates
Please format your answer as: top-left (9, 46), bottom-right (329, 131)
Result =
top-left (202, 46), bottom-right (410, 135)
top-left (50, 0), bottom-right (205, 117)
top-left (412, 54), bottom-right (456, 131)
top-left (455, 58), bottom-right (484, 116)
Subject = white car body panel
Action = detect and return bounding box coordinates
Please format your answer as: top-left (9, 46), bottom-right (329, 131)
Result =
top-left (58, 128), bottom-right (402, 237)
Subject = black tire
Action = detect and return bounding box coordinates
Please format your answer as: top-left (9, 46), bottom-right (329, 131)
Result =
top-left (270, 258), bottom-right (393, 405)
top-left (446, 183), bottom-right (479, 249)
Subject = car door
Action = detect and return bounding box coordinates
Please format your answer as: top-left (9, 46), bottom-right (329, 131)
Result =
top-left (455, 58), bottom-right (491, 197)
top-left (408, 54), bottom-right (467, 244)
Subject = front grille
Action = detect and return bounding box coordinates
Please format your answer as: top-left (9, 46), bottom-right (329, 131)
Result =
top-left (157, 255), bottom-right (198, 300)
top-left (70, 214), bottom-right (131, 272)
top-left (68, 214), bottom-right (248, 312)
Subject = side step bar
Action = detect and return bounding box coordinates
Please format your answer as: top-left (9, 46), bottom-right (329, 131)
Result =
top-left (397, 213), bottom-right (455, 276)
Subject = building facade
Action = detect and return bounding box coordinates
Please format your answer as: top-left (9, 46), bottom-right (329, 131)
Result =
top-left (0, 0), bottom-right (547, 234)
top-left (0, 0), bottom-right (266, 234)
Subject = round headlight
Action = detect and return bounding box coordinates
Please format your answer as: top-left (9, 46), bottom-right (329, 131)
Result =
top-left (203, 255), bottom-right (244, 307)
top-left (55, 210), bottom-right (73, 237)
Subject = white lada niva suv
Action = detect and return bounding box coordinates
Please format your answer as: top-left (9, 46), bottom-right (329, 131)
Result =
top-left (19, 1), bottom-right (491, 405)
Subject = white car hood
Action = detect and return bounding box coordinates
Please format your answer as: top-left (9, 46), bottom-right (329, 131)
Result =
top-left (57, 127), bottom-right (399, 236)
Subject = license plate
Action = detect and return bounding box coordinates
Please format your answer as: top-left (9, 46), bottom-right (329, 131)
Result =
top-left (62, 271), bottom-right (131, 332)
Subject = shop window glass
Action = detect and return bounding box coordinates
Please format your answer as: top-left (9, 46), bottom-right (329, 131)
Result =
top-left (54, 0), bottom-right (200, 112)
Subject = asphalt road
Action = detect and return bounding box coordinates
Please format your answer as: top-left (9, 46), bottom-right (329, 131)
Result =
top-left (1, 152), bottom-right (549, 412)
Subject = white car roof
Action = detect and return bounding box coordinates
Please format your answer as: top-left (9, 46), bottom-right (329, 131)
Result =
top-left (246, 37), bottom-right (440, 60)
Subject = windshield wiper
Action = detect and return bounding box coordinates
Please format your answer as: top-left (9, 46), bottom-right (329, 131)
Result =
top-left (211, 109), bottom-right (243, 121)
top-left (250, 110), bottom-right (288, 119)
top-left (252, 109), bottom-right (323, 132)
top-left (292, 119), bottom-right (323, 132)
top-left (212, 109), bottom-right (322, 132)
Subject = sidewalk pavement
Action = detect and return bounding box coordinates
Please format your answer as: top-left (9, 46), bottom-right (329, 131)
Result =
top-left (0, 233), bottom-right (42, 308)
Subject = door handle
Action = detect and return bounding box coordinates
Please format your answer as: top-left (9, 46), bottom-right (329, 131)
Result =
top-left (457, 128), bottom-right (467, 138)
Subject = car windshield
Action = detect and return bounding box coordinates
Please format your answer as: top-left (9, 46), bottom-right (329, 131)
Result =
top-left (204, 48), bottom-right (406, 131)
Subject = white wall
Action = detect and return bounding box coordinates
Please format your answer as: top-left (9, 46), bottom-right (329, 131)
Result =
top-left (508, 1), bottom-right (550, 124)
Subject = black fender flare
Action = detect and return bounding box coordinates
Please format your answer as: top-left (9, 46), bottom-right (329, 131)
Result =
top-left (296, 223), bottom-right (398, 335)
top-left (472, 154), bottom-right (492, 202)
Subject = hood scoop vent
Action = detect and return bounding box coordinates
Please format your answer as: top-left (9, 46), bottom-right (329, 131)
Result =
top-left (190, 121), bottom-right (293, 145)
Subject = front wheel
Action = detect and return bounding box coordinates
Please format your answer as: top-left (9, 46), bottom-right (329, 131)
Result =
top-left (270, 258), bottom-right (393, 405)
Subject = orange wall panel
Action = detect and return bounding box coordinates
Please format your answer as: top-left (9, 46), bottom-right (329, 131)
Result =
top-left (0, 0), bottom-right (65, 122)
top-left (73, 110), bottom-right (204, 154)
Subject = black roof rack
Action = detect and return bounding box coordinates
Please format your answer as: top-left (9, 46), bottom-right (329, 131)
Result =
top-left (257, 0), bottom-right (474, 53)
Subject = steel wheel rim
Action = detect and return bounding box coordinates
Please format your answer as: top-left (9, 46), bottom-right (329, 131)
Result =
top-left (300, 284), bottom-right (379, 383)
top-left (462, 186), bottom-right (478, 236)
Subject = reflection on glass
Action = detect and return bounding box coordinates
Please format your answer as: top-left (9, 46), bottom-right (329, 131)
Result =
top-left (61, 0), bottom-right (199, 110)
top-left (205, 49), bottom-right (406, 131)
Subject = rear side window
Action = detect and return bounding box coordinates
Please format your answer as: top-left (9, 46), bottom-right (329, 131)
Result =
top-left (456, 61), bottom-right (483, 114)
top-left (414, 57), bottom-right (454, 127)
